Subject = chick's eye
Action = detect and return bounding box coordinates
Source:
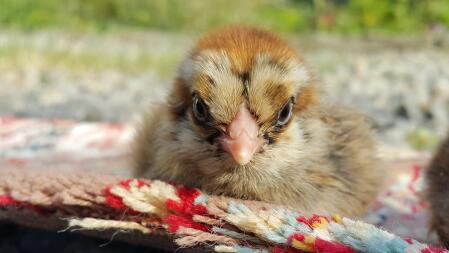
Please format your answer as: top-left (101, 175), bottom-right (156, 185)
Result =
top-left (192, 93), bottom-right (208, 121)
top-left (276, 98), bottom-right (293, 126)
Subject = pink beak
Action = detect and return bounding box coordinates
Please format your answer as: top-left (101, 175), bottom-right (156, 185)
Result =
top-left (219, 104), bottom-right (265, 165)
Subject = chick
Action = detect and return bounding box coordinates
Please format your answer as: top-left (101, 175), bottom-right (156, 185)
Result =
top-left (427, 132), bottom-right (449, 247)
top-left (133, 26), bottom-right (382, 217)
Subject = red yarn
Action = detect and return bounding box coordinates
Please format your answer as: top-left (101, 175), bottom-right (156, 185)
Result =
top-left (164, 214), bottom-right (209, 233)
top-left (165, 186), bottom-right (207, 216)
top-left (163, 187), bottom-right (210, 234)
top-left (103, 179), bottom-right (148, 211)
top-left (103, 186), bottom-right (127, 209)
top-left (5, 158), bottom-right (26, 166)
top-left (422, 246), bottom-right (447, 253)
top-left (287, 233), bottom-right (355, 253)
top-left (405, 238), bottom-right (414, 244)
top-left (297, 214), bottom-right (324, 228)
top-left (0, 195), bottom-right (19, 205)
top-left (288, 233), bottom-right (305, 243)
top-left (314, 238), bottom-right (355, 253)
top-left (0, 195), bottom-right (43, 214)
top-left (118, 179), bottom-right (147, 189)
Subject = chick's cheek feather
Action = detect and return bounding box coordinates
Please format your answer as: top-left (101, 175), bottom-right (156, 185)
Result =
top-left (132, 26), bottom-right (383, 218)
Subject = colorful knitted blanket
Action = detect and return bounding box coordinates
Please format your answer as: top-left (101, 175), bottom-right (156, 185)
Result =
top-left (0, 117), bottom-right (444, 252)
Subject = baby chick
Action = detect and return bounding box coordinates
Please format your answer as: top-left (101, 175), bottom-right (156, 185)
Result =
top-left (427, 132), bottom-right (449, 247)
top-left (133, 26), bottom-right (382, 217)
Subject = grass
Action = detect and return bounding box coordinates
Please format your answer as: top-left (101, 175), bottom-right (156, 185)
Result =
top-left (406, 128), bottom-right (439, 151)
top-left (0, 31), bottom-right (186, 77)
top-left (0, 0), bottom-right (448, 34)
top-left (0, 47), bottom-right (181, 77)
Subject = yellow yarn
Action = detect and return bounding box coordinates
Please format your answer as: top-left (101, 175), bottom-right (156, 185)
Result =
top-left (291, 236), bottom-right (315, 252)
top-left (214, 245), bottom-right (237, 252)
top-left (68, 218), bottom-right (151, 234)
top-left (304, 235), bottom-right (316, 245)
top-left (226, 207), bottom-right (292, 241)
top-left (110, 180), bottom-right (179, 217)
top-left (332, 214), bottom-right (342, 223)
top-left (311, 217), bottom-right (329, 229)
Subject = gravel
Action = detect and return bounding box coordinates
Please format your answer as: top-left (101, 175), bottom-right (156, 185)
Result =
top-left (1, 29), bottom-right (448, 149)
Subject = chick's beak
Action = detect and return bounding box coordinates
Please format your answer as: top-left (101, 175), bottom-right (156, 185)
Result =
top-left (219, 104), bottom-right (265, 165)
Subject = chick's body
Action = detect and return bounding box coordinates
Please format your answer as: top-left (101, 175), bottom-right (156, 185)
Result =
top-left (427, 132), bottom-right (449, 247)
top-left (133, 26), bottom-right (382, 217)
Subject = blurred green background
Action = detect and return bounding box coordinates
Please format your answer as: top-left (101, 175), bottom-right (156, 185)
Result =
top-left (1, 0), bottom-right (448, 34)
top-left (1, 0), bottom-right (448, 152)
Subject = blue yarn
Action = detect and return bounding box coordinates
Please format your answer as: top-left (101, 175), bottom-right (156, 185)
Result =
top-left (227, 202), bottom-right (319, 245)
top-left (362, 234), bottom-right (408, 253)
top-left (278, 223), bottom-right (296, 238)
top-left (263, 230), bottom-right (287, 244)
top-left (236, 246), bottom-right (270, 253)
top-left (330, 223), bottom-right (367, 251)
top-left (282, 210), bottom-right (312, 234)
top-left (212, 226), bottom-right (261, 243)
top-left (193, 194), bottom-right (208, 205)
top-left (227, 202), bottom-right (287, 243)
top-left (283, 210), bottom-right (300, 227)
top-left (329, 221), bottom-right (409, 253)
top-left (229, 202), bottom-right (290, 244)
top-left (228, 201), bottom-right (251, 216)
top-left (227, 201), bottom-right (241, 215)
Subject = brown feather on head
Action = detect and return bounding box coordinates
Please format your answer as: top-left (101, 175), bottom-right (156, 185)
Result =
top-left (168, 26), bottom-right (317, 165)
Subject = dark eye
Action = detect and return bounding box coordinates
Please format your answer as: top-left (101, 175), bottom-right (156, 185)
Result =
top-left (276, 98), bottom-right (293, 126)
top-left (192, 93), bottom-right (209, 121)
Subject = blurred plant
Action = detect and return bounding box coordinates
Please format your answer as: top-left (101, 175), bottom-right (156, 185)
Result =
top-left (0, 0), bottom-right (448, 34)
top-left (406, 128), bottom-right (439, 151)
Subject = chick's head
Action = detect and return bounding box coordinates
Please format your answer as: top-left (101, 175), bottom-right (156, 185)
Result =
top-left (167, 26), bottom-right (317, 169)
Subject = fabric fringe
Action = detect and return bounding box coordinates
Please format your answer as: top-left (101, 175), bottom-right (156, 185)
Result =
top-left (0, 169), bottom-right (446, 253)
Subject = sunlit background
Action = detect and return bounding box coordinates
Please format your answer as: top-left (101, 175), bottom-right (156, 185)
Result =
top-left (1, 1), bottom-right (449, 251)
top-left (1, 0), bottom-right (449, 151)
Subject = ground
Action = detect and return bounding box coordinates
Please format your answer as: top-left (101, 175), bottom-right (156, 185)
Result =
top-left (1, 30), bottom-right (448, 151)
